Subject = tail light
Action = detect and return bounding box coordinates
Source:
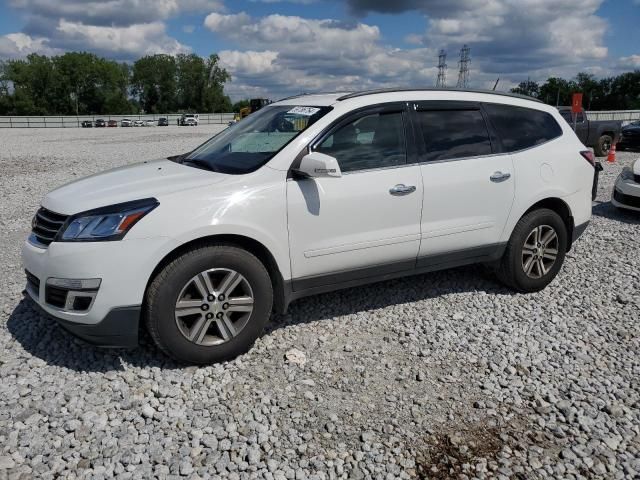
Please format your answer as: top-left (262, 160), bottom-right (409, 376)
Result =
top-left (580, 150), bottom-right (596, 167)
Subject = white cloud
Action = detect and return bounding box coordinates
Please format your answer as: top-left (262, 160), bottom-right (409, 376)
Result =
top-left (206, 12), bottom-right (439, 100)
top-left (0, 33), bottom-right (60, 58)
top-left (55, 20), bottom-right (190, 57)
top-left (347, 0), bottom-right (610, 80)
top-left (205, 12), bottom-right (382, 60)
top-left (8, 0), bottom-right (225, 26)
top-left (618, 55), bottom-right (640, 69)
top-left (2, 0), bottom-right (220, 59)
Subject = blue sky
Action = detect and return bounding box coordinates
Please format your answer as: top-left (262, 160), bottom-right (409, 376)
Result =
top-left (1, 0), bottom-right (639, 100)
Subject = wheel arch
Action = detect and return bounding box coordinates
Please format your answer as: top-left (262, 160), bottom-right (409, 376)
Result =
top-left (144, 234), bottom-right (288, 314)
top-left (523, 197), bottom-right (575, 251)
top-left (600, 130), bottom-right (615, 139)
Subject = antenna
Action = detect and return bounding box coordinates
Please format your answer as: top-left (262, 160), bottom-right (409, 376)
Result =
top-left (456, 45), bottom-right (471, 88)
top-left (436, 49), bottom-right (447, 88)
top-left (492, 78), bottom-right (500, 91)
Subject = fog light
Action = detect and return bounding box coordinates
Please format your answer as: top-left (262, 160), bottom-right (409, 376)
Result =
top-left (45, 278), bottom-right (101, 312)
top-left (46, 278), bottom-right (101, 290)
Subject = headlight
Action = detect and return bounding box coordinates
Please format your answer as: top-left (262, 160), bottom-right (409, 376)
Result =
top-left (59, 198), bottom-right (159, 242)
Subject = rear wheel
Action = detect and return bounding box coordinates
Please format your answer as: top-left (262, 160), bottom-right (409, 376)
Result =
top-left (145, 245), bottom-right (273, 364)
top-left (496, 209), bottom-right (567, 292)
top-left (594, 134), bottom-right (612, 157)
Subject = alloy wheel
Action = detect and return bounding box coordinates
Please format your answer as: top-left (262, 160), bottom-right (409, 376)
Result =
top-left (521, 225), bottom-right (559, 279)
top-left (174, 268), bottom-right (254, 346)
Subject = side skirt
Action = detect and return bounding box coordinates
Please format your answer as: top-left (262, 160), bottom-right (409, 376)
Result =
top-left (280, 243), bottom-right (506, 312)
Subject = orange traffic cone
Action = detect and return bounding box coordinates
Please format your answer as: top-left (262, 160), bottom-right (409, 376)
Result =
top-left (607, 143), bottom-right (617, 163)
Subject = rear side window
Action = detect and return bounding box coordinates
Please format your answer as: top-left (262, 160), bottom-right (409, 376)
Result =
top-left (316, 111), bottom-right (406, 173)
top-left (485, 104), bottom-right (562, 152)
top-left (416, 109), bottom-right (492, 162)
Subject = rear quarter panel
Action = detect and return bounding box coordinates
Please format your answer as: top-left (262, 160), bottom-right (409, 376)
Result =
top-left (500, 117), bottom-right (593, 243)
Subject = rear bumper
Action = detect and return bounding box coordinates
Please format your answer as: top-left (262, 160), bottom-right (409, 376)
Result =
top-left (26, 294), bottom-right (140, 348)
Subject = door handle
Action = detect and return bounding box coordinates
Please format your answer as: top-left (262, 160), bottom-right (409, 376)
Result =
top-left (490, 171), bottom-right (511, 182)
top-left (389, 184), bottom-right (416, 196)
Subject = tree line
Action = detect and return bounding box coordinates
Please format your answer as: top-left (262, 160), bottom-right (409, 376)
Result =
top-left (510, 71), bottom-right (640, 110)
top-left (0, 52), bottom-right (233, 116)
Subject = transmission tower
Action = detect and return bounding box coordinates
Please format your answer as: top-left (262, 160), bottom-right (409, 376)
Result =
top-left (436, 49), bottom-right (448, 88)
top-left (456, 45), bottom-right (471, 88)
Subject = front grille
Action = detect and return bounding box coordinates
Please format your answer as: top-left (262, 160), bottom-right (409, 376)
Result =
top-left (31, 208), bottom-right (68, 246)
top-left (45, 285), bottom-right (68, 308)
top-left (25, 270), bottom-right (40, 298)
top-left (614, 189), bottom-right (640, 209)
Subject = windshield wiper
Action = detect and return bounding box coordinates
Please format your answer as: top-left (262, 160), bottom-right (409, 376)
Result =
top-left (181, 158), bottom-right (219, 172)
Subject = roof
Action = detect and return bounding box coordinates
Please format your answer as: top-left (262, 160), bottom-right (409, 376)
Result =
top-left (273, 87), bottom-right (543, 108)
top-left (336, 87), bottom-right (542, 103)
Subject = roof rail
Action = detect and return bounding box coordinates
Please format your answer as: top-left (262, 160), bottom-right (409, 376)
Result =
top-left (336, 87), bottom-right (542, 103)
top-left (276, 92), bottom-right (312, 102)
top-left (276, 91), bottom-right (352, 103)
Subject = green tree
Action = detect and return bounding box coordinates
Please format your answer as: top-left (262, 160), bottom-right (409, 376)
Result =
top-left (539, 77), bottom-right (577, 106)
top-left (232, 99), bottom-right (250, 112)
top-left (203, 54), bottom-right (231, 112)
top-left (510, 79), bottom-right (540, 98)
top-left (131, 54), bottom-right (177, 113)
top-left (175, 53), bottom-right (231, 112)
top-left (176, 53), bottom-right (207, 112)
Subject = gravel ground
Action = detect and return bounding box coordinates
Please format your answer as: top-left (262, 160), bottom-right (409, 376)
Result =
top-left (1, 127), bottom-right (639, 480)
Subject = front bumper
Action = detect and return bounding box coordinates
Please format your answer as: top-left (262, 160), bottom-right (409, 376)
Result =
top-left (611, 168), bottom-right (640, 212)
top-left (25, 294), bottom-right (140, 347)
top-left (21, 235), bottom-right (175, 346)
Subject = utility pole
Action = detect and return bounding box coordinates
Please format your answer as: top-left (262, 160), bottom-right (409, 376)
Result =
top-left (436, 50), bottom-right (448, 88)
top-left (456, 45), bottom-right (470, 89)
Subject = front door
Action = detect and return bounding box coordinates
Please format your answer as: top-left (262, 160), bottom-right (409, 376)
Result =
top-left (287, 105), bottom-right (423, 289)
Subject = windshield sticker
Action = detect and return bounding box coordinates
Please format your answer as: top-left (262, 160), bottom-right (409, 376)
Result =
top-left (287, 106), bottom-right (321, 116)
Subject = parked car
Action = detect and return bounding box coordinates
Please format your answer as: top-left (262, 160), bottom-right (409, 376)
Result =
top-left (133, 120), bottom-right (144, 127)
top-left (81, 120), bottom-right (93, 128)
top-left (121, 119), bottom-right (132, 127)
top-left (179, 114), bottom-right (199, 126)
top-left (158, 117), bottom-right (169, 127)
top-left (145, 119), bottom-right (156, 127)
top-left (95, 119), bottom-right (106, 128)
top-left (618, 120), bottom-right (640, 151)
top-left (612, 158), bottom-right (640, 212)
top-left (107, 120), bottom-right (118, 127)
top-left (22, 88), bottom-right (596, 364)
top-left (558, 107), bottom-right (622, 157)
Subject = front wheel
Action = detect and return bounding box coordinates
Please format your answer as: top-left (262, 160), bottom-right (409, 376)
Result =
top-left (145, 245), bottom-right (273, 364)
top-left (496, 209), bottom-right (567, 292)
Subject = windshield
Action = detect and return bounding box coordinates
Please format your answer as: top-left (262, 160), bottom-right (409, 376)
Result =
top-left (183, 105), bottom-right (332, 174)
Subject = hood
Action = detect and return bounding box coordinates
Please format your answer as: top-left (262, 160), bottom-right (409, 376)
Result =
top-left (622, 123), bottom-right (640, 134)
top-left (43, 159), bottom-right (228, 214)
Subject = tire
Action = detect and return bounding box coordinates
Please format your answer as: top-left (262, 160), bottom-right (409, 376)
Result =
top-left (145, 245), bottom-right (273, 364)
top-left (496, 209), bottom-right (567, 293)
top-left (594, 134), bottom-right (612, 157)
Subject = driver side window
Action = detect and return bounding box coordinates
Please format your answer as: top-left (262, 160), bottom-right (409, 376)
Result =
top-left (315, 111), bottom-right (406, 173)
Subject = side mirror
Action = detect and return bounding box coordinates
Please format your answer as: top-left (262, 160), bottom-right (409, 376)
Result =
top-left (294, 151), bottom-right (342, 178)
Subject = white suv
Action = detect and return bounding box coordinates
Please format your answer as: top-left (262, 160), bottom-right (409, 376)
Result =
top-left (22, 89), bottom-right (596, 364)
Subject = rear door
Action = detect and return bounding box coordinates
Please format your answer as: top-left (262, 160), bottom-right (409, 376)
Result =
top-left (411, 101), bottom-right (515, 266)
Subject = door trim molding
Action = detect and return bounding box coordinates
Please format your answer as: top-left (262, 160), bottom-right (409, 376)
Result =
top-left (421, 222), bottom-right (494, 239)
top-left (304, 233), bottom-right (421, 258)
